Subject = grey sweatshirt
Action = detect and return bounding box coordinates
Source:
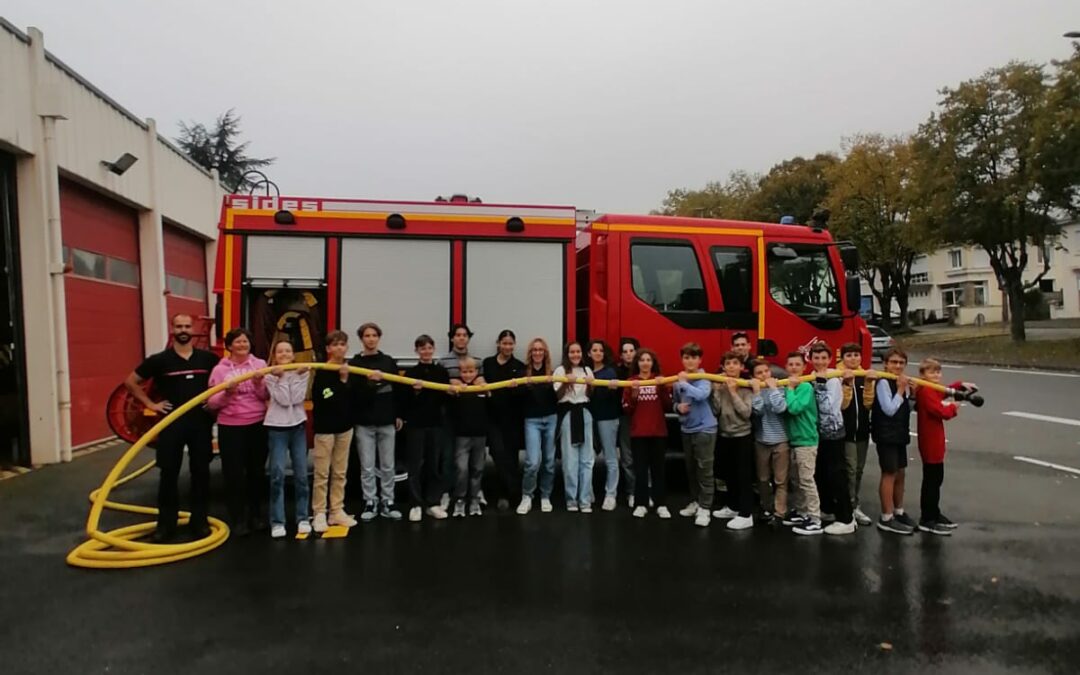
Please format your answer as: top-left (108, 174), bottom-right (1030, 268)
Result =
top-left (712, 384), bottom-right (753, 438)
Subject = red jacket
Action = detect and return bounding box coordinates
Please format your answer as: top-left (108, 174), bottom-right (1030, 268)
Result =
top-left (622, 375), bottom-right (673, 438)
top-left (916, 384), bottom-right (959, 464)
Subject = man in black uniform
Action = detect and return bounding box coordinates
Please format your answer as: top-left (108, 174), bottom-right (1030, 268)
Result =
top-left (124, 314), bottom-right (219, 542)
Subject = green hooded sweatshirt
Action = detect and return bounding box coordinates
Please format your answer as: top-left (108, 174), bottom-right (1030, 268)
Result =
top-left (784, 381), bottom-right (819, 448)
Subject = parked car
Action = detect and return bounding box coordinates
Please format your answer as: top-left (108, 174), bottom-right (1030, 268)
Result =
top-left (868, 324), bottom-right (894, 361)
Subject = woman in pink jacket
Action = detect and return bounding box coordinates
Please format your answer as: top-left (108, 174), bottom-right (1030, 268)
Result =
top-left (208, 328), bottom-right (269, 536)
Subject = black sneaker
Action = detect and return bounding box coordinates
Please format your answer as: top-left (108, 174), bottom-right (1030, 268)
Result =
top-left (781, 511), bottom-right (805, 527)
top-left (894, 512), bottom-right (917, 529)
top-left (380, 501), bottom-right (403, 521)
top-left (876, 517), bottom-right (915, 535)
top-left (937, 514), bottom-right (959, 530)
top-left (918, 521), bottom-right (952, 536)
top-left (793, 520), bottom-right (824, 536)
top-left (360, 500), bottom-right (378, 522)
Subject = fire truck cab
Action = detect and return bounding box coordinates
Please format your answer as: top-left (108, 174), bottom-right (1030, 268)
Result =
top-left (214, 195), bottom-right (870, 369)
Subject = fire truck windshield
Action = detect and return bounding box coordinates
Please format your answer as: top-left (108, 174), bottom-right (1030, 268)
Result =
top-left (767, 243), bottom-right (843, 326)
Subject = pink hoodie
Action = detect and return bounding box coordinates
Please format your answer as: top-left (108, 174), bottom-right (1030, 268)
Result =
top-left (207, 355), bottom-right (269, 426)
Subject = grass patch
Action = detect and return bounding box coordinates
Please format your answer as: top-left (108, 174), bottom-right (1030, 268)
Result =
top-left (899, 335), bottom-right (1080, 370)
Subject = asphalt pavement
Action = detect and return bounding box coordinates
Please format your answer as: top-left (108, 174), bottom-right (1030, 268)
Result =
top-left (1, 361), bottom-right (1078, 674)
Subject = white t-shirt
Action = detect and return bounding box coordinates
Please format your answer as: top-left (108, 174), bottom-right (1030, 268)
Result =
top-left (552, 365), bottom-right (593, 404)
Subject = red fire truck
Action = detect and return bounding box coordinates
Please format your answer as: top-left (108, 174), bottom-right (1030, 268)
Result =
top-left (213, 194), bottom-right (870, 370)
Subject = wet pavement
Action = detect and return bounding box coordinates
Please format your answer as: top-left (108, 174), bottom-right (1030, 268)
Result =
top-left (2, 361), bottom-right (1079, 674)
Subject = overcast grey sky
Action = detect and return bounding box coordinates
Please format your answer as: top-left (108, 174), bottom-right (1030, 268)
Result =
top-left (4, 1), bottom-right (1079, 213)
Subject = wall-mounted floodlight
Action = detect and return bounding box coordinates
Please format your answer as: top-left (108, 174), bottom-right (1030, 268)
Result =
top-left (101, 152), bottom-right (138, 175)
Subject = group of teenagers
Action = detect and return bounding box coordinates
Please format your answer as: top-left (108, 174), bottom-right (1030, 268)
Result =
top-left (126, 313), bottom-right (962, 543)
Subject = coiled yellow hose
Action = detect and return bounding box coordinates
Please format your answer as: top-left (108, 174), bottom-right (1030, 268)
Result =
top-left (67, 363), bottom-right (949, 569)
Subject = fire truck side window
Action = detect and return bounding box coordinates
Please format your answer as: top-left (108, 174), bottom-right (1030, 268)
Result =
top-left (711, 246), bottom-right (753, 313)
top-left (630, 242), bottom-right (707, 312)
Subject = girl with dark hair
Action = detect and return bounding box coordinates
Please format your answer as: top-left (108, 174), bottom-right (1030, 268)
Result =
top-left (553, 342), bottom-right (595, 512)
top-left (482, 329), bottom-right (525, 511)
top-left (208, 327), bottom-right (270, 536)
top-left (588, 340), bottom-right (621, 511)
top-left (622, 348), bottom-right (673, 519)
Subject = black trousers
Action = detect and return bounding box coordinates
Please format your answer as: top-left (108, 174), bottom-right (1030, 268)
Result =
top-left (818, 438), bottom-right (853, 523)
top-left (217, 422), bottom-right (268, 527)
top-left (155, 415), bottom-right (213, 534)
top-left (717, 435), bottom-right (756, 517)
top-left (632, 436), bottom-right (666, 508)
top-left (486, 421), bottom-right (521, 504)
top-left (920, 462), bottom-right (945, 523)
top-left (405, 426), bottom-right (443, 508)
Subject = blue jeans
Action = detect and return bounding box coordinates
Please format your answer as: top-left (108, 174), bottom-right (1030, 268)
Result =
top-left (595, 418), bottom-right (620, 498)
top-left (561, 409), bottom-right (595, 506)
top-left (522, 414), bottom-right (557, 499)
top-left (268, 424), bottom-right (310, 526)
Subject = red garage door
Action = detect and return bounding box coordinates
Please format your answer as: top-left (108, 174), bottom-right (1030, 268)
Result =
top-left (164, 225), bottom-right (209, 327)
top-left (60, 180), bottom-right (143, 447)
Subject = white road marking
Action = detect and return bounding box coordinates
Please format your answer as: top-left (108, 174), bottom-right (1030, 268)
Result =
top-left (1003, 411), bottom-right (1080, 428)
top-left (1014, 456), bottom-right (1080, 477)
top-left (939, 364), bottom-right (964, 369)
top-left (990, 368), bottom-right (1080, 378)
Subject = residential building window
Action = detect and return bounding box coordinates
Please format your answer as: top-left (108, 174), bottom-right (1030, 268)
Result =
top-left (972, 282), bottom-right (987, 307)
top-left (911, 271), bottom-right (929, 284)
top-left (1039, 279), bottom-right (1054, 293)
top-left (948, 250), bottom-right (963, 269)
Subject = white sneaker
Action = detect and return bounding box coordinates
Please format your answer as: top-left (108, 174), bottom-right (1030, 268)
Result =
top-left (694, 510), bottom-right (711, 528)
top-left (632, 506), bottom-right (647, 518)
top-left (440, 493), bottom-right (450, 510)
top-left (628, 496), bottom-right (636, 509)
top-left (712, 506), bottom-right (738, 519)
top-left (328, 511), bottom-right (357, 527)
top-left (854, 507), bottom-right (872, 526)
top-left (657, 506), bottom-right (672, 519)
top-left (727, 515), bottom-right (754, 531)
top-left (312, 513), bottom-right (328, 533)
top-left (679, 501), bottom-right (699, 517)
top-left (297, 520), bottom-right (312, 535)
top-left (426, 505), bottom-right (449, 520)
top-left (602, 496), bottom-right (617, 511)
top-left (824, 519), bottom-right (857, 536)
top-left (580, 503), bottom-right (593, 514)
top-left (453, 501), bottom-right (466, 518)
top-left (516, 496), bottom-right (533, 515)
top-left (270, 524), bottom-right (287, 539)
top-left (567, 502), bottom-right (579, 513)
top-left (408, 506), bottom-right (422, 522)
top-left (540, 498), bottom-right (553, 513)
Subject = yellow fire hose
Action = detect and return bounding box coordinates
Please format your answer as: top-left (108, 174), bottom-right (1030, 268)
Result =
top-left (67, 364), bottom-right (965, 570)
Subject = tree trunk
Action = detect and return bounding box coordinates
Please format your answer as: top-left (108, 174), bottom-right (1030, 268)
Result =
top-left (897, 292), bottom-right (910, 331)
top-left (1006, 280), bottom-right (1026, 342)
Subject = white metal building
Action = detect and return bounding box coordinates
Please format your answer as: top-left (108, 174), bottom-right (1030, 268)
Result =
top-left (1, 20), bottom-right (224, 466)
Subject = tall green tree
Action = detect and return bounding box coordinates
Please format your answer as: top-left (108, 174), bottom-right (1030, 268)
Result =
top-left (914, 61), bottom-right (1072, 341)
top-left (655, 170), bottom-right (762, 219)
top-left (751, 153), bottom-right (839, 224)
top-left (825, 135), bottom-right (929, 329)
top-left (176, 109), bottom-right (274, 192)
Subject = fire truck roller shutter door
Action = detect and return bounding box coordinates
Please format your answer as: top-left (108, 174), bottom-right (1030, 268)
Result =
top-left (464, 241), bottom-right (564, 362)
top-left (339, 239), bottom-right (451, 360)
top-left (245, 236), bottom-right (325, 285)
